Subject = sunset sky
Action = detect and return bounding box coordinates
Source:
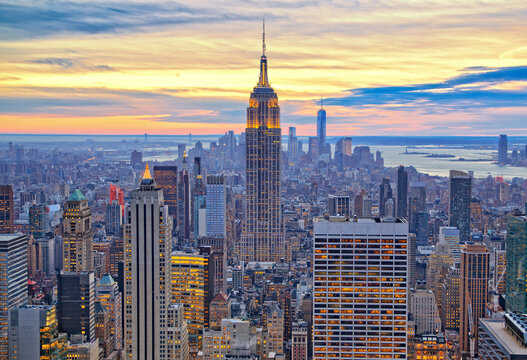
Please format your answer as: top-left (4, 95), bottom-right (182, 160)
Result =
top-left (1, 0), bottom-right (527, 136)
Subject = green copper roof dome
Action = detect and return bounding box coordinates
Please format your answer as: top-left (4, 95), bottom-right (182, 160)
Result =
top-left (99, 273), bottom-right (116, 286)
top-left (68, 189), bottom-right (86, 201)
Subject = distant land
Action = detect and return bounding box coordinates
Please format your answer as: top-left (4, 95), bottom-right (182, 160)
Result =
top-left (1, 134), bottom-right (527, 147)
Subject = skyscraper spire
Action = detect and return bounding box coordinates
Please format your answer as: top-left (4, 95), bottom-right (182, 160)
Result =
top-left (258, 20), bottom-right (270, 87)
top-left (262, 19), bottom-right (266, 57)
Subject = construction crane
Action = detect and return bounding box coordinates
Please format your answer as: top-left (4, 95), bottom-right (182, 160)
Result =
top-left (489, 261), bottom-right (506, 312)
top-left (467, 298), bottom-right (476, 359)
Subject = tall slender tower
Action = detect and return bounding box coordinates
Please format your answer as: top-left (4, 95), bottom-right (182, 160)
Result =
top-left (124, 164), bottom-right (173, 360)
top-left (460, 243), bottom-right (489, 357)
top-left (449, 170), bottom-right (472, 243)
top-left (241, 23), bottom-right (284, 262)
top-left (317, 100), bottom-right (326, 155)
top-left (396, 165), bottom-right (408, 218)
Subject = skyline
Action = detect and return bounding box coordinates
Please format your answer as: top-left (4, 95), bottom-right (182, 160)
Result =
top-left (1, 0), bottom-right (527, 135)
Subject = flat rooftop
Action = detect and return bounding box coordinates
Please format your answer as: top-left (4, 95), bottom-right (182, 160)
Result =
top-left (480, 318), bottom-right (527, 356)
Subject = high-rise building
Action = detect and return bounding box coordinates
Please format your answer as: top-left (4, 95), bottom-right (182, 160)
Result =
top-left (95, 301), bottom-right (112, 357)
top-left (291, 321), bottom-right (308, 360)
top-left (396, 165), bottom-right (408, 218)
top-left (410, 290), bottom-right (441, 335)
top-left (63, 190), bottom-right (93, 272)
top-left (124, 164), bottom-right (173, 360)
top-left (308, 137), bottom-right (318, 159)
top-left (409, 184), bottom-right (426, 227)
top-left (167, 304), bottom-right (190, 360)
top-left (498, 134), bottom-right (508, 165)
top-left (241, 28), bottom-right (284, 263)
top-left (505, 213), bottom-right (527, 312)
top-left (335, 137), bottom-right (352, 169)
top-left (109, 184), bottom-right (124, 217)
top-left (317, 104), bottom-right (326, 155)
top-left (439, 226), bottom-right (461, 261)
top-left (441, 262), bottom-right (461, 331)
top-left (153, 166), bottom-right (178, 223)
top-left (29, 203), bottom-right (48, 238)
top-left (8, 305), bottom-right (67, 360)
top-left (95, 274), bottom-right (122, 351)
top-left (460, 243), bottom-right (489, 357)
top-left (449, 170), bottom-right (472, 243)
top-left (0, 185), bottom-right (14, 234)
top-left (313, 217), bottom-right (408, 359)
top-left (209, 293), bottom-right (231, 331)
top-left (130, 150), bottom-right (143, 169)
top-left (36, 237), bottom-right (55, 276)
top-left (0, 234), bottom-right (28, 359)
top-left (57, 272), bottom-right (95, 342)
top-left (379, 178), bottom-right (393, 217)
top-left (493, 249), bottom-right (506, 295)
top-left (328, 195), bottom-right (350, 217)
top-left (206, 175), bottom-right (226, 238)
top-left (177, 166), bottom-right (191, 241)
top-left (105, 200), bottom-right (122, 237)
top-left (288, 127), bottom-right (298, 162)
top-left (171, 250), bottom-right (210, 357)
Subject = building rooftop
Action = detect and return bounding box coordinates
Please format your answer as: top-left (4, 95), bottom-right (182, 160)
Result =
top-left (0, 234), bottom-right (25, 242)
top-left (480, 317), bottom-right (527, 356)
top-left (68, 189), bottom-right (86, 201)
top-left (314, 216), bottom-right (408, 224)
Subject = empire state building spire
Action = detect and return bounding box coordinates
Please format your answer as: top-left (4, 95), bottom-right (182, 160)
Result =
top-left (258, 20), bottom-right (269, 87)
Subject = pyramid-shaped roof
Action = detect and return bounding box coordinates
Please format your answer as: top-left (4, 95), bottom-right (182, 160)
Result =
top-left (68, 189), bottom-right (86, 201)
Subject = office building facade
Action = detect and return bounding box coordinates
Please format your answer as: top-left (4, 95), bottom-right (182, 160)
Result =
top-left (449, 170), bottom-right (472, 243)
top-left (124, 164), bottom-right (173, 360)
top-left (63, 190), bottom-right (93, 272)
top-left (313, 217), bottom-right (408, 359)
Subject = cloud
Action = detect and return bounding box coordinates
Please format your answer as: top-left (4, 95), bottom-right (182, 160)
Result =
top-left (325, 66), bottom-right (527, 111)
top-left (30, 57), bottom-right (115, 71)
top-left (0, 0), bottom-right (262, 40)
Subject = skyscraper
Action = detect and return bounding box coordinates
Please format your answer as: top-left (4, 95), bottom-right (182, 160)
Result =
top-left (171, 250), bottom-right (210, 357)
top-left (57, 272), bottom-right (95, 342)
top-left (460, 243), bottom-right (489, 357)
top-left (408, 183), bottom-right (426, 241)
top-left (498, 134), bottom-right (508, 165)
top-left (396, 165), bottom-right (408, 218)
top-left (0, 185), bottom-right (14, 234)
top-left (206, 175), bottom-right (226, 238)
top-left (63, 190), bottom-right (93, 272)
top-left (439, 226), bottom-right (461, 261)
top-left (95, 274), bottom-right (122, 351)
top-left (0, 234), bottom-right (28, 359)
top-left (124, 164), bottom-right (173, 360)
top-left (288, 127), bottom-right (298, 162)
top-left (8, 305), bottom-right (67, 360)
top-left (328, 195), bottom-right (350, 217)
top-left (379, 178), bottom-right (393, 217)
top-left (449, 170), bottom-right (472, 243)
top-left (241, 26), bottom-right (284, 262)
top-left (29, 203), bottom-right (48, 238)
top-left (313, 217), bottom-right (408, 359)
top-left (106, 200), bottom-right (122, 237)
top-left (505, 212), bottom-right (527, 312)
top-left (317, 102), bottom-right (326, 155)
top-left (153, 166), bottom-right (178, 224)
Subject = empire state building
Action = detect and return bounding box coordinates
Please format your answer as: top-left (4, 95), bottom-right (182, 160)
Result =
top-left (240, 27), bottom-right (285, 262)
